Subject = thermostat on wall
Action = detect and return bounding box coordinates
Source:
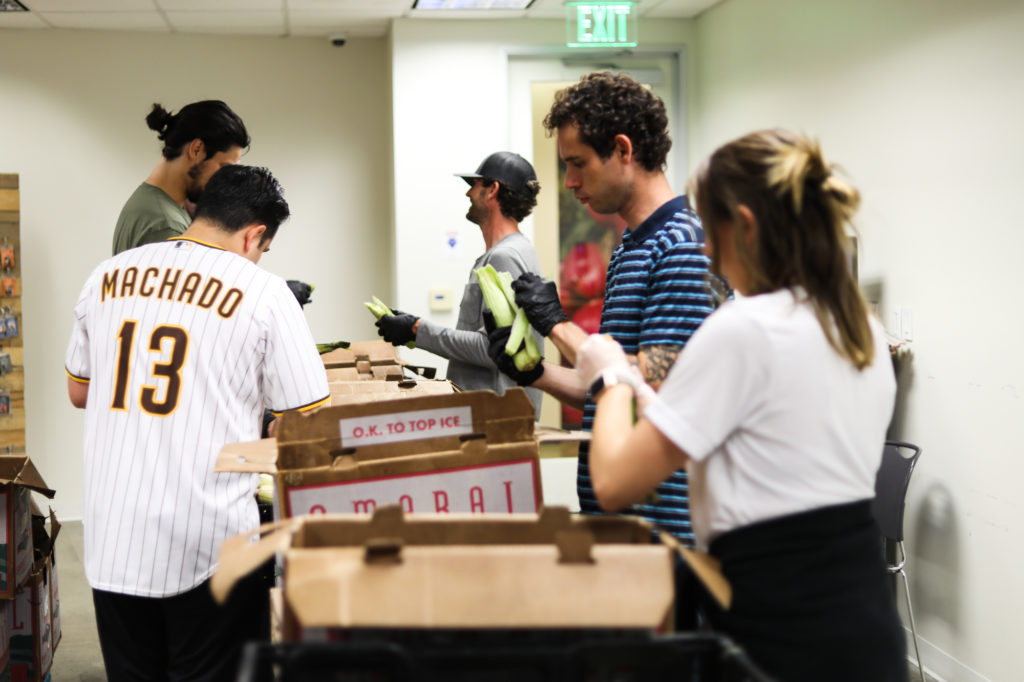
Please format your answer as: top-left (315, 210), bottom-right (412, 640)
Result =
top-left (429, 288), bottom-right (453, 312)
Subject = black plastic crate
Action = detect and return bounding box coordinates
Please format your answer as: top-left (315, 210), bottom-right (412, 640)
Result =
top-left (236, 631), bottom-right (774, 682)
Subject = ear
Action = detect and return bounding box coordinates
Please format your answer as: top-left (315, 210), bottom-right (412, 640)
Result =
top-left (484, 181), bottom-right (500, 201)
top-left (613, 134), bottom-right (634, 163)
top-left (243, 224), bottom-right (268, 253)
top-left (188, 138), bottom-right (205, 162)
top-left (736, 205), bottom-right (758, 247)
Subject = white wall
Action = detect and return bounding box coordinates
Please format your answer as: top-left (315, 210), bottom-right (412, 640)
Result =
top-left (389, 18), bottom-right (695, 377)
top-left (692, 1), bottom-right (1024, 679)
top-left (0, 29), bottom-right (393, 521)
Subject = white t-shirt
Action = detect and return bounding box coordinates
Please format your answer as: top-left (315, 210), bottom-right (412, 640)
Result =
top-left (65, 238), bottom-right (330, 597)
top-left (644, 288), bottom-right (895, 549)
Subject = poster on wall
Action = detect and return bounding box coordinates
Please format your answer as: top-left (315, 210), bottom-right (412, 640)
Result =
top-left (556, 159), bottom-right (625, 427)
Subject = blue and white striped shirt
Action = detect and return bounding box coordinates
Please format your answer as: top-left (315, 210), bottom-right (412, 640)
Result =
top-left (578, 196), bottom-right (713, 546)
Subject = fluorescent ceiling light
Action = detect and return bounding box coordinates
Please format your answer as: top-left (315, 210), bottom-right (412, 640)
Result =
top-left (0, 0), bottom-right (28, 12)
top-left (412, 0), bottom-right (535, 9)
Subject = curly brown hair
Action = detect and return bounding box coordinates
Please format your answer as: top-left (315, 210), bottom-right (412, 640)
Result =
top-left (481, 178), bottom-right (540, 222)
top-left (543, 72), bottom-right (671, 172)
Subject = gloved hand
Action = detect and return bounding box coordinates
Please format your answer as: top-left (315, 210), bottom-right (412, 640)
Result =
top-left (577, 334), bottom-right (656, 410)
top-left (511, 273), bottom-right (568, 337)
top-left (376, 310), bottom-right (419, 346)
top-left (577, 334), bottom-right (631, 390)
top-left (286, 280), bottom-right (314, 307)
top-left (483, 312), bottom-right (545, 386)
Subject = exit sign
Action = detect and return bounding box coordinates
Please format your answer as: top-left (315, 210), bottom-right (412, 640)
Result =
top-left (566, 2), bottom-right (637, 48)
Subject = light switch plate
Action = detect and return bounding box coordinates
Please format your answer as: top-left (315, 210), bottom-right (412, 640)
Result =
top-left (429, 288), bottom-right (453, 312)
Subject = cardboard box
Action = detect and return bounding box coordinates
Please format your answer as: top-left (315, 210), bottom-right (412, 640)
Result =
top-left (0, 458), bottom-right (54, 599)
top-left (9, 567), bottom-right (51, 682)
top-left (328, 378), bottom-right (456, 406)
top-left (320, 341), bottom-right (437, 381)
top-left (218, 389), bottom-right (544, 519)
top-left (213, 506), bottom-right (684, 642)
top-left (28, 506), bottom-right (60, 658)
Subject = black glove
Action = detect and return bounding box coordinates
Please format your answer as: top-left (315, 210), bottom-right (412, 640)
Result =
top-left (286, 280), bottom-right (313, 307)
top-left (376, 311), bottom-right (419, 346)
top-left (483, 312), bottom-right (544, 386)
top-left (511, 273), bottom-right (568, 336)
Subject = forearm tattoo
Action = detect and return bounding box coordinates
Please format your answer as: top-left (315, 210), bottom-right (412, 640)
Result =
top-left (639, 344), bottom-right (682, 388)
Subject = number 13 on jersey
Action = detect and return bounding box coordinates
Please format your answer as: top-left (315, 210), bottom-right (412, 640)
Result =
top-left (111, 319), bottom-right (190, 416)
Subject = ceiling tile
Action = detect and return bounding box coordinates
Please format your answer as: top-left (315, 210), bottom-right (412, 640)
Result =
top-left (288, 0), bottom-right (411, 10)
top-left (165, 10), bottom-right (284, 33)
top-left (288, 16), bottom-right (390, 38)
top-left (641, 0), bottom-right (722, 19)
top-left (21, 0), bottom-right (153, 10)
top-left (156, 0), bottom-right (282, 10)
top-left (41, 10), bottom-right (170, 30)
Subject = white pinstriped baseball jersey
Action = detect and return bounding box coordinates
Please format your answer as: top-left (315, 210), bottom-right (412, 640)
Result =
top-left (65, 237), bottom-right (329, 598)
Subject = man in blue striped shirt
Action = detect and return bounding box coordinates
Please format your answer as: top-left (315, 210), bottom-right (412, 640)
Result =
top-left (487, 72), bottom-right (714, 547)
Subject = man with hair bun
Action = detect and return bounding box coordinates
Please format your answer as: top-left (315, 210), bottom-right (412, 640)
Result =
top-left (488, 72), bottom-right (715, 546)
top-left (375, 151), bottom-right (545, 417)
top-left (112, 100), bottom-right (250, 254)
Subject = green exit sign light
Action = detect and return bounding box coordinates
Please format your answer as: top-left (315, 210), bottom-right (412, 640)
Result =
top-left (566, 2), bottom-right (637, 48)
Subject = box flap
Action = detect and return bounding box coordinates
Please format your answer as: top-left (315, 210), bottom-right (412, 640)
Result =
top-left (275, 389), bottom-right (536, 470)
top-left (328, 379), bottom-right (455, 406)
top-left (535, 425), bottom-right (591, 443)
top-left (320, 341), bottom-right (401, 370)
top-left (0, 456), bottom-right (55, 497)
top-left (285, 544), bottom-right (673, 629)
top-left (215, 438), bottom-right (279, 474)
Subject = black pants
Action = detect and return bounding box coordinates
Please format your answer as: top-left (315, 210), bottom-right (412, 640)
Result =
top-left (93, 571), bottom-right (269, 682)
top-left (699, 501), bottom-right (908, 682)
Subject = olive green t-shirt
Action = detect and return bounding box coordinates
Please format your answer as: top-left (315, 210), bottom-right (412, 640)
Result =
top-left (111, 183), bottom-right (190, 255)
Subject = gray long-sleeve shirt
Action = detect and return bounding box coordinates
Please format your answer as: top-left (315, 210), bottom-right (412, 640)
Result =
top-left (415, 232), bottom-right (544, 417)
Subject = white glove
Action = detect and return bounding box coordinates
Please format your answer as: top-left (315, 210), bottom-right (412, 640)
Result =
top-left (577, 334), bottom-right (632, 391)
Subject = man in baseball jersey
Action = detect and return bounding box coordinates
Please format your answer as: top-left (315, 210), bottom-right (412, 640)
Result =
top-left (67, 165), bottom-right (329, 680)
top-left (112, 99), bottom-right (249, 255)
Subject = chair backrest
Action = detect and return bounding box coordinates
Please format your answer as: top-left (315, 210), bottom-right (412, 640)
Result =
top-left (871, 441), bottom-right (922, 542)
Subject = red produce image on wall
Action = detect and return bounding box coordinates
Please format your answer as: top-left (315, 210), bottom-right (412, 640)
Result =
top-left (557, 160), bottom-right (626, 427)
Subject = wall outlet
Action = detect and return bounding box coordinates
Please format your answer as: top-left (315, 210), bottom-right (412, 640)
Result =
top-left (428, 288), bottom-right (453, 312)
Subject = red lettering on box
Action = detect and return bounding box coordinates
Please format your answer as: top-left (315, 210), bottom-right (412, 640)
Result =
top-left (504, 481), bottom-right (514, 513)
top-left (399, 495), bottom-right (414, 512)
top-left (469, 486), bottom-right (484, 512)
top-left (309, 504), bottom-right (327, 515)
top-left (433, 490), bottom-right (449, 513)
top-left (353, 499), bottom-right (377, 513)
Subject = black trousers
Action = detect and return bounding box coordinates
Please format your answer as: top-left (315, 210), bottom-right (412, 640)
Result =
top-left (93, 571), bottom-right (269, 682)
top-left (700, 501), bottom-right (908, 682)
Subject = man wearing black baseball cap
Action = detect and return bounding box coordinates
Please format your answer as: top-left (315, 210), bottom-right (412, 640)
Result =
top-left (375, 152), bottom-right (544, 416)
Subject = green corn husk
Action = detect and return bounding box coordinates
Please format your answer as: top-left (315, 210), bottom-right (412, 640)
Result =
top-left (475, 265), bottom-right (541, 371)
top-left (316, 341), bottom-right (351, 354)
top-left (364, 295), bottom-right (415, 348)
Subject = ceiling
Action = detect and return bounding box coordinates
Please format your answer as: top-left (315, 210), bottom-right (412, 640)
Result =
top-left (0, 0), bottom-right (721, 39)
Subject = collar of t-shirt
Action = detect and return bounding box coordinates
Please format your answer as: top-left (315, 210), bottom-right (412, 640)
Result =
top-left (622, 195), bottom-right (690, 244)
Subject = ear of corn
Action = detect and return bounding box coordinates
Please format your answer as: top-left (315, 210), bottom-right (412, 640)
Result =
top-left (364, 296), bottom-right (415, 348)
top-left (474, 265), bottom-right (542, 371)
top-left (317, 341), bottom-right (351, 354)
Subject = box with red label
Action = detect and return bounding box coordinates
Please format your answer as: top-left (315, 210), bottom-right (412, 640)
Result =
top-left (0, 457), bottom-right (55, 599)
top-left (210, 506), bottom-right (725, 643)
top-left (218, 389), bottom-right (544, 518)
top-left (9, 566), bottom-right (51, 682)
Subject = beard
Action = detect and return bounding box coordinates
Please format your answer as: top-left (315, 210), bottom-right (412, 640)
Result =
top-left (466, 202), bottom-right (486, 225)
top-left (185, 160), bottom-right (208, 204)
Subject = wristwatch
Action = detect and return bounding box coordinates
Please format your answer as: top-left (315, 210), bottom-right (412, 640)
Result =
top-left (588, 367), bottom-right (640, 400)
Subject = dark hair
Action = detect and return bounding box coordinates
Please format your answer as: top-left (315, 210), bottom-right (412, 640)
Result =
top-left (146, 100), bottom-right (250, 161)
top-left (193, 165), bottom-right (289, 242)
top-left (689, 129), bottom-right (873, 369)
top-left (543, 72), bottom-right (671, 171)
top-left (481, 178), bottom-right (540, 222)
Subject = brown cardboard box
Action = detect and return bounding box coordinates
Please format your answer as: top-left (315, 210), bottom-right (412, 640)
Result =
top-left (28, 505), bottom-right (60, 657)
top-left (328, 378), bottom-right (456, 406)
top-left (9, 566), bottom-right (51, 682)
top-left (218, 389), bottom-right (544, 518)
top-left (213, 506), bottom-right (683, 642)
top-left (0, 458), bottom-right (54, 599)
top-left (320, 341), bottom-right (437, 381)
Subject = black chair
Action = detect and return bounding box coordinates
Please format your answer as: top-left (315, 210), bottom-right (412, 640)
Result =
top-left (871, 440), bottom-right (924, 682)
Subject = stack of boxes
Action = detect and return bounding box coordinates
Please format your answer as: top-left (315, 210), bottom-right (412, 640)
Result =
top-left (0, 456), bottom-right (57, 682)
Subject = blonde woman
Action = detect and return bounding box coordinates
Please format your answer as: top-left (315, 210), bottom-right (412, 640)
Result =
top-left (578, 129), bottom-right (907, 681)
